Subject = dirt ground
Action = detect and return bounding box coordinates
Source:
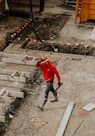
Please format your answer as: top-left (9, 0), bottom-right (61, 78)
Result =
top-left (0, 0), bottom-right (95, 136)
top-left (3, 52), bottom-right (95, 136)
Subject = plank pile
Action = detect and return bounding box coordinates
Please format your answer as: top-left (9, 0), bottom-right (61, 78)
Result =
top-left (0, 51), bottom-right (38, 123)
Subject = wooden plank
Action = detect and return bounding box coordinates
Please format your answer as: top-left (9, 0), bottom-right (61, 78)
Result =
top-left (0, 52), bottom-right (39, 60)
top-left (0, 52), bottom-right (21, 58)
top-left (0, 96), bottom-right (14, 103)
top-left (11, 70), bottom-right (20, 77)
top-left (1, 58), bottom-right (36, 66)
top-left (0, 86), bottom-right (34, 92)
top-left (0, 88), bottom-right (6, 96)
top-left (0, 52), bottom-right (39, 66)
top-left (0, 116), bottom-right (5, 123)
top-left (1, 89), bottom-right (24, 98)
top-left (4, 91), bottom-right (9, 96)
top-left (0, 86), bottom-right (21, 92)
top-left (0, 69), bottom-right (31, 77)
top-left (8, 90), bottom-right (24, 98)
top-left (56, 101), bottom-right (75, 136)
top-left (0, 74), bottom-right (26, 83)
top-left (0, 80), bottom-right (25, 88)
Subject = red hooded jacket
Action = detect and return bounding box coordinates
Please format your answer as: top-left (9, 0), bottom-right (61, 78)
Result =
top-left (36, 60), bottom-right (61, 83)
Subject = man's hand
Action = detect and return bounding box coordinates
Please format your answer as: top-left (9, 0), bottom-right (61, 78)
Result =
top-left (58, 82), bottom-right (62, 87)
top-left (55, 82), bottom-right (63, 91)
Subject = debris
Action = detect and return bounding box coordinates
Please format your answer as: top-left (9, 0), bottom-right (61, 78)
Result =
top-left (82, 103), bottom-right (95, 111)
top-left (9, 114), bottom-right (13, 119)
top-left (17, 37), bottom-right (21, 41)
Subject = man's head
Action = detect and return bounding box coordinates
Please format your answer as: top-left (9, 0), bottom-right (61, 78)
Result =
top-left (40, 57), bottom-right (49, 65)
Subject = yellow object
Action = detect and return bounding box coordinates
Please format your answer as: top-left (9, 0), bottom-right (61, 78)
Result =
top-left (75, 0), bottom-right (95, 23)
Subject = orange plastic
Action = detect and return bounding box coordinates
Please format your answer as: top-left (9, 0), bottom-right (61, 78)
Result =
top-left (75, 0), bottom-right (95, 23)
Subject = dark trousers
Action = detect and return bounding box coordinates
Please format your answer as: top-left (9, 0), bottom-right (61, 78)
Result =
top-left (40, 0), bottom-right (45, 12)
top-left (44, 81), bottom-right (56, 100)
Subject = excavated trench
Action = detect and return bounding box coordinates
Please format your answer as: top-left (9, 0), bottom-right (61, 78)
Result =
top-left (0, 13), bottom-right (95, 56)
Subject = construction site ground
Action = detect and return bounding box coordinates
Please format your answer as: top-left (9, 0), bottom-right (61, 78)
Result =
top-left (0, 0), bottom-right (95, 136)
top-left (3, 47), bottom-right (95, 136)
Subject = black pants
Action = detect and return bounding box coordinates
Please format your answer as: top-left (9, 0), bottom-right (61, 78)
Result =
top-left (40, 0), bottom-right (45, 12)
top-left (44, 81), bottom-right (56, 100)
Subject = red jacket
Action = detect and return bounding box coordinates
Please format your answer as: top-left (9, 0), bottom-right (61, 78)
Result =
top-left (36, 61), bottom-right (61, 83)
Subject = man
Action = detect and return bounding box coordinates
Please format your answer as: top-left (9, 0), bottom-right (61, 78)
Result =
top-left (36, 57), bottom-right (61, 111)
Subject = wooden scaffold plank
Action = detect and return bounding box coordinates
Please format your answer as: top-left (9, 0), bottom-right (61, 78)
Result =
top-left (0, 69), bottom-right (32, 86)
top-left (0, 80), bottom-right (25, 88)
top-left (0, 52), bottom-right (38, 58)
top-left (0, 74), bottom-right (26, 83)
top-left (0, 52), bottom-right (39, 66)
top-left (0, 88), bottom-right (24, 103)
top-left (0, 69), bottom-right (32, 77)
top-left (7, 90), bottom-right (24, 98)
top-left (0, 88), bottom-right (14, 103)
top-left (56, 101), bottom-right (75, 136)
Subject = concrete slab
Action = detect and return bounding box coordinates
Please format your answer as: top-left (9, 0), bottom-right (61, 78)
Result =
top-left (82, 103), bottom-right (95, 111)
top-left (60, 14), bottom-right (94, 41)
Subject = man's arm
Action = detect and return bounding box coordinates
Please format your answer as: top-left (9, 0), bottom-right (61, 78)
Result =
top-left (52, 65), bottom-right (61, 83)
top-left (36, 61), bottom-right (41, 67)
top-left (36, 60), bottom-right (43, 67)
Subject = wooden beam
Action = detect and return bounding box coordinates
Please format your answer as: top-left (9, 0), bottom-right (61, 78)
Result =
top-left (5, 90), bottom-right (24, 98)
top-left (0, 90), bottom-right (24, 102)
top-left (0, 88), bottom-right (6, 96)
top-left (1, 58), bottom-right (36, 66)
top-left (11, 70), bottom-right (20, 77)
top-left (0, 74), bottom-right (26, 83)
top-left (56, 101), bottom-right (75, 136)
top-left (0, 52), bottom-right (39, 66)
top-left (0, 85), bottom-right (34, 92)
top-left (0, 52), bottom-right (39, 60)
top-left (8, 90), bottom-right (24, 98)
top-left (0, 80), bottom-right (24, 88)
top-left (0, 96), bottom-right (14, 103)
top-left (0, 88), bottom-right (14, 103)
top-left (0, 69), bottom-right (31, 77)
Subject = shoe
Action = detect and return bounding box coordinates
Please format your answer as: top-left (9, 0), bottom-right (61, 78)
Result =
top-left (50, 99), bottom-right (58, 102)
top-left (38, 106), bottom-right (44, 111)
top-left (51, 92), bottom-right (58, 102)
